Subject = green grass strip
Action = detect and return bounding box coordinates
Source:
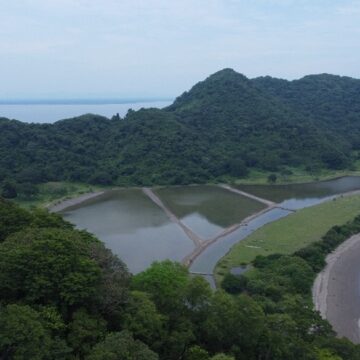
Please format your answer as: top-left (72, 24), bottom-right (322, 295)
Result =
top-left (215, 194), bottom-right (360, 284)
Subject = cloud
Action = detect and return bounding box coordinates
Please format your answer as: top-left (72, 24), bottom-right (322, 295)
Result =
top-left (0, 0), bottom-right (359, 97)
top-left (336, 1), bottom-right (360, 15)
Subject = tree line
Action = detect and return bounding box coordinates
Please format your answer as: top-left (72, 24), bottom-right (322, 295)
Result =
top-left (1, 69), bottom-right (360, 198)
top-left (1, 198), bottom-right (360, 359)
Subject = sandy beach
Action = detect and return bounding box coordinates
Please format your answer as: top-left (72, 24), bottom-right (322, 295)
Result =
top-left (313, 233), bottom-right (360, 343)
top-left (48, 191), bottom-right (105, 212)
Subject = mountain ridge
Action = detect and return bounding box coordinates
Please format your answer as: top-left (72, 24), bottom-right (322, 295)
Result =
top-left (0, 69), bottom-right (359, 192)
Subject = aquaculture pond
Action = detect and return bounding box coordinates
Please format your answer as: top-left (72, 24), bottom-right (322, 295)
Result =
top-left (154, 185), bottom-right (265, 239)
top-left (59, 177), bottom-right (360, 278)
top-left (190, 176), bottom-right (360, 277)
top-left (236, 176), bottom-right (360, 210)
top-left (61, 189), bottom-right (194, 273)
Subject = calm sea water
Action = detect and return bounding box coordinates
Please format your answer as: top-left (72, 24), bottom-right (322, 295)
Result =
top-left (0, 100), bottom-right (172, 123)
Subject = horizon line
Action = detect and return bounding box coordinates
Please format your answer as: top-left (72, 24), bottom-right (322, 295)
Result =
top-left (0, 97), bottom-right (174, 105)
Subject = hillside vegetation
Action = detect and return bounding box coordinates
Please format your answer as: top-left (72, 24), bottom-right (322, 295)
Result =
top-left (1, 69), bottom-right (360, 198)
top-left (215, 194), bottom-right (360, 283)
top-left (2, 198), bottom-right (360, 359)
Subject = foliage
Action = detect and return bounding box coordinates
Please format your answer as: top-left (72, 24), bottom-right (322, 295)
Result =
top-left (2, 198), bottom-right (360, 359)
top-left (0, 304), bottom-right (70, 360)
top-left (220, 273), bottom-right (248, 294)
top-left (219, 214), bottom-right (360, 359)
top-left (1, 69), bottom-right (360, 192)
top-left (1, 182), bottom-right (17, 199)
top-left (122, 291), bottom-right (165, 349)
top-left (131, 260), bottom-right (189, 314)
top-left (86, 330), bottom-right (159, 360)
top-left (215, 194), bottom-right (360, 282)
top-left (0, 228), bottom-right (102, 309)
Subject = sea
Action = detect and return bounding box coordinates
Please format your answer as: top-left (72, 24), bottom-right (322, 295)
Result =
top-left (0, 99), bottom-right (173, 124)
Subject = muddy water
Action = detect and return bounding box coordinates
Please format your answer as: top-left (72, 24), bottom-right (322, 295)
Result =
top-left (61, 189), bottom-right (194, 273)
top-left (190, 208), bottom-right (291, 275)
top-left (236, 176), bottom-right (360, 210)
top-left (191, 176), bottom-right (360, 277)
top-left (155, 185), bottom-right (265, 239)
top-left (60, 177), bottom-right (360, 276)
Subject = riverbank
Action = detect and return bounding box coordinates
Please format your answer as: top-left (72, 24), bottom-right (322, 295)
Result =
top-left (14, 182), bottom-right (107, 210)
top-left (313, 233), bottom-right (360, 344)
top-left (215, 193), bottom-right (360, 284)
top-left (13, 170), bottom-right (360, 210)
top-left (48, 191), bottom-right (105, 212)
top-left (233, 168), bottom-right (360, 185)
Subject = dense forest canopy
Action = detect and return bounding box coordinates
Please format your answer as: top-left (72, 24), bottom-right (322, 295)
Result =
top-left (1, 198), bottom-right (360, 359)
top-left (1, 69), bottom-right (360, 196)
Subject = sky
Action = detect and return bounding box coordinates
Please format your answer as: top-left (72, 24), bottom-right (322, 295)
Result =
top-left (1, 0), bottom-right (360, 99)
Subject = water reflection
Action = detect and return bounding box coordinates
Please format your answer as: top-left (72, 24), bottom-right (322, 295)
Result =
top-left (61, 176), bottom-right (360, 277)
top-left (190, 208), bottom-right (291, 274)
top-left (155, 185), bottom-right (265, 238)
top-left (192, 176), bottom-right (360, 277)
top-left (62, 189), bottom-right (194, 273)
top-left (237, 176), bottom-right (360, 204)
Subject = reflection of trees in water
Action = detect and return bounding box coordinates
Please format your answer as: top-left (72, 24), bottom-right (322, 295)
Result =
top-left (65, 189), bottom-right (171, 232)
top-left (237, 176), bottom-right (360, 203)
top-left (156, 186), bottom-right (264, 228)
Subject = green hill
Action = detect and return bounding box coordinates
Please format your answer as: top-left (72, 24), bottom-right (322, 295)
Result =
top-left (1, 69), bottom-right (359, 194)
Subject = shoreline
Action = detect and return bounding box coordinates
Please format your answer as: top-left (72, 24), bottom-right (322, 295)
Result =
top-left (48, 191), bottom-right (105, 212)
top-left (313, 233), bottom-right (360, 343)
top-left (233, 171), bottom-right (360, 186)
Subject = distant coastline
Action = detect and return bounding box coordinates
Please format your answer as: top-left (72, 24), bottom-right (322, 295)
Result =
top-left (0, 98), bottom-right (173, 105)
top-left (0, 99), bottom-right (173, 123)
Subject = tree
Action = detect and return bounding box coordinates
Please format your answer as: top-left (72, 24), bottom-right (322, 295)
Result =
top-left (0, 228), bottom-right (102, 310)
top-left (203, 292), bottom-right (265, 355)
top-left (1, 181), bottom-right (17, 198)
top-left (322, 150), bottom-right (348, 170)
top-left (221, 273), bottom-right (247, 294)
top-left (227, 159), bottom-right (248, 178)
top-left (87, 331), bottom-right (159, 360)
top-left (0, 198), bottom-right (32, 242)
top-left (67, 309), bottom-right (107, 358)
top-left (267, 173), bottom-right (277, 183)
top-left (123, 291), bottom-right (165, 349)
top-left (89, 243), bottom-right (130, 318)
top-left (131, 260), bottom-right (189, 314)
top-left (185, 345), bottom-right (210, 360)
top-left (0, 304), bottom-right (52, 360)
top-left (316, 349), bottom-right (342, 360)
top-left (16, 182), bottom-right (39, 198)
top-left (211, 355), bottom-right (235, 360)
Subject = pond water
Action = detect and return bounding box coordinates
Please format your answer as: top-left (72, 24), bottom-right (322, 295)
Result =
top-left (60, 176), bottom-right (360, 277)
top-left (190, 208), bottom-right (292, 275)
top-left (61, 189), bottom-right (194, 273)
top-left (155, 185), bottom-right (265, 239)
top-left (236, 176), bottom-right (360, 210)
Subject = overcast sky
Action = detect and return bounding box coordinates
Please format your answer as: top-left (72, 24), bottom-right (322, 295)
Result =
top-left (1, 0), bottom-right (360, 98)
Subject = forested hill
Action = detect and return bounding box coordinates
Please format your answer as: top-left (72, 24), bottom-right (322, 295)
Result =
top-left (252, 73), bottom-right (360, 148)
top-left (1, 69), bottom-right (360, 191)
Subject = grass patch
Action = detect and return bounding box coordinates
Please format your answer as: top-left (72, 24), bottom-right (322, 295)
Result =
top-left (215, 194), bottom-right (360, 284)
top-left (232, 166), bottom-right (360, 185)
top-left (14, 182), bottom-right (107, 209)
